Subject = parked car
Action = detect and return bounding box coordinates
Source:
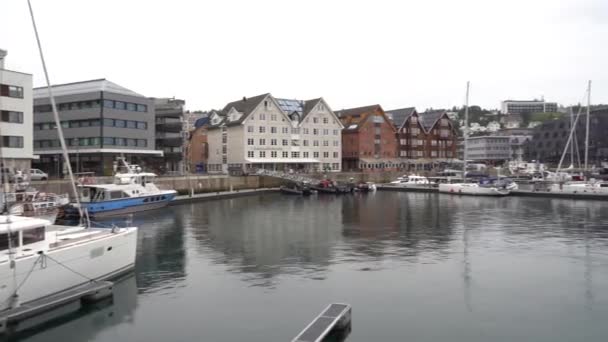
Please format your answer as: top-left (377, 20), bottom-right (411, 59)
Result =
top-left (28, 168), bottom-right (48, 181)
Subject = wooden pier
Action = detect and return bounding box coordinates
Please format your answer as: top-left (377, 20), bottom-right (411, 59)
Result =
top-left (292, 303), bottom-right (352, 342)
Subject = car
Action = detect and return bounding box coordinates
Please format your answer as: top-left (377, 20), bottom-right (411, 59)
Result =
top-left (28, 168), bottom-right (49, 181)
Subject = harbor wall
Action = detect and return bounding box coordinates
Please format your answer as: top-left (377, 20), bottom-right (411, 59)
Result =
top-left (28, 172), bottom-right (400, 196)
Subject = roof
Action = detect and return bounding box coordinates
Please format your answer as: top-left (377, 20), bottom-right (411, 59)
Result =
top-left (33, 78), bottom-right (145, 98)
top-left (0, 215), bottom-right (50, 233)
top-left (385, 107), bottom-right (416, 128)
top-left (335, 105), bottom-right (381, 131)
top-left (194, 117), bottom-right (210, 128)
top-left (220, 93), bottom-right (269, 126)
top-left (418, 110), bottom-right (446, 132)
top-left (302, 98), bottom-right (322, 119)
top-left (276, 98), bottom-right (303, 115)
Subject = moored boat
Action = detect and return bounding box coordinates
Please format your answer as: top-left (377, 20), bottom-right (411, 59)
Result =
top-left (438, 182), bottom-right (510, 196)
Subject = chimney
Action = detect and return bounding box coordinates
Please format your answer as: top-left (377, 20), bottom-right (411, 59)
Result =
top-left (0, 49), bottom-right (7, 69)
top-left (242, 96), bottom-right (247, 102)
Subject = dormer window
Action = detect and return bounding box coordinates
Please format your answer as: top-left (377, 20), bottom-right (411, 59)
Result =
top-left (264, 100), bottom-right (269, 108)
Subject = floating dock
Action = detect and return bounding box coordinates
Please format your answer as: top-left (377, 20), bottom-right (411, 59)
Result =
top-left (171, 188), bottom-right (280, 205)
top-left (376, 185), bottom-right (438, 193)
top-left (292, 303), bottom-right (352, 342)
top-left (0, 281), bottom-right (113, 334)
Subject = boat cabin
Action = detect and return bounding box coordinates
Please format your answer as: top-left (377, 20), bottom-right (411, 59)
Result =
top-left (0, 216), bottom-right (49, 259)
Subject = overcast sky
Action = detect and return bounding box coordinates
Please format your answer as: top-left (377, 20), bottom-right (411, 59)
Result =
top-left (2, 0), bottom-right (607, 112)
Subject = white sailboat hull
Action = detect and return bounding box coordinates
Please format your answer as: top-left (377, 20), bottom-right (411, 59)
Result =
top-left (548, 182), bottom-right (608, 195)
top-left (439, 183), bottom-right (510, 196)
top-left (0, 227), bottom-right (137, 312)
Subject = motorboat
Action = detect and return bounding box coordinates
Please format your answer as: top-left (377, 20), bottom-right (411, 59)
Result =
top-left (8, 192), bottom-right (69, 223)
top-left (0, 215), bottom-right (137, 312)
top-left (64, 159), bottom-right (177, 218)
top-left (548, 180), bottom-right (608, 195)
top-left (390, 175), bottom-right (431, 188)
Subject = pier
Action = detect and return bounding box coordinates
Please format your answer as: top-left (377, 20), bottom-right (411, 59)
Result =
top-left (292, 303), bottom-right (352, 342)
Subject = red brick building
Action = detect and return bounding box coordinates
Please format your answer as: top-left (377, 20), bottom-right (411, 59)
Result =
top-left (386, 107), bottom-right (426, 159)
top-left (336, 105), bottom-right (398, 171)
top-left (187, 117), bottom-right (210, 172)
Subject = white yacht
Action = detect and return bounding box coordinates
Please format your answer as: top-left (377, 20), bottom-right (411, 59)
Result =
top-left (0, 215), bottom-right (137, 312)
top-left (390, 175), bottom-right (431, 188)
top-left (548, 180), bottom-right (608, 195)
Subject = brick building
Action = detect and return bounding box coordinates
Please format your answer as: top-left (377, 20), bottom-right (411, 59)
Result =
top-left (386, 107), bottom-right (426, 159)
top-left (336, 105), bottom-right (398, 171)
top-left (188, 116), bottom-right (210, 172)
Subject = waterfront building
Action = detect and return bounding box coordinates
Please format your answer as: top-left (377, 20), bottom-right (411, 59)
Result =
top-left (500, 99), bottom-right (558, 115)
top-left (466, 136), bottom-right (512, 163)
top-left (418, 110), bottom-right (458, 160)
top-left (525, 107), bottom-right (608, 164)
top-left (188, 116), bottom-right (210, 172)
top-left (385, 107), bottom-right (426, 159)
top-left (206, 93), bottom-right (342, 173)
top-left (150, 97), bottom-right (186, 174)
top-left (0, 49), bottom-right (34, 170)
top-left (32, 79), bottom-right (161, 176)
top-left (336, 105), bottom-right (398, 172)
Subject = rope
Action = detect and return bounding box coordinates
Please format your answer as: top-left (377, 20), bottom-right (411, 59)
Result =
top-left (44, 253), bottom-right (97, 283)
top-left (0, 254), bottom-right (43, 308)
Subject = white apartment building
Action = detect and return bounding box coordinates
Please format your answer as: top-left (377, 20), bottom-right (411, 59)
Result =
top-left (500, 99), bottom-right (558, 115)
top-left (207, 93), bottom-right (343, 173)
top-left (0, 49), bottom-right (34, 170)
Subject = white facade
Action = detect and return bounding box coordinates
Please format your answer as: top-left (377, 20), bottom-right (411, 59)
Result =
top-left (500, 100), bottom-right (558, 114)
top-left (0, 49), bottom-right (34, 170)
top-left (207, 94), bottom-right (342, 173)
top-left (466, 135), bottom-right (531, 162)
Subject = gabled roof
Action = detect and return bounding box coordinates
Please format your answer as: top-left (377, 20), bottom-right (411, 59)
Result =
top-left (335, 105), bottom-right (382, 131)
top-left (385, 107), bottom-right (416, 128)
top-left (194, 117), bottom-right (210, 128)
top-left (419, 110), bottom-right (447, 132)
top-left (220, 93), bottom-right (270, 126)
top-left (33, 78), bottom-right (144, 98)
top-left (302, 98), bottom-right (322, 119)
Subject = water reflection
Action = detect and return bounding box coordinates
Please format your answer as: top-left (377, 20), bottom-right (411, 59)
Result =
top-left (13, 275), bottom-right (138, 342)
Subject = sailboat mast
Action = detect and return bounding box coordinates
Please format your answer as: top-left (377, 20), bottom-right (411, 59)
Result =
top-left (584, 80), bottom-right (591, 173)
top-left (463, 81), bottom-right (470, 181)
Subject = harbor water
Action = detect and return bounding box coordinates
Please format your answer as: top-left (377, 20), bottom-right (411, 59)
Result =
top-left (13, 192), bottom-right (608, 342)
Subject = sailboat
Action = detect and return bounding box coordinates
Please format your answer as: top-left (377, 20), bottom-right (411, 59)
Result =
top-left (548, 81), bottom-right (608, 196)
top-left (438, 82), bottom-right (511, 196)
top-left (0, 0), bottom-right (138, 315)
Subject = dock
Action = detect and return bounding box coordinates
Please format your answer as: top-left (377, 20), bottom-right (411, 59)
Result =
top-left (376, 184), bottom-right (438, 193)
top-left (171, 188), bottom-right (280, 205)
top-left (0, 281), bottom-right (113, 333)
top-left (292, 303), bottom-right (352, 342)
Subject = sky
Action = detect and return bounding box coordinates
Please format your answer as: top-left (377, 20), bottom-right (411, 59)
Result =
top-left (2, 0), bottom-right (607, 112)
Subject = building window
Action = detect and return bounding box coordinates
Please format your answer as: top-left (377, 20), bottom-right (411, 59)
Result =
top-left (259, 126), bottom-right (266, 133)
top-left (411, 128), bottom-right (420, 135)
top-left (323, 117), bottom-right (328, 124)
top-left (0, 111), bottom-right (23, 124)
top-left (303, 140), bottom-right (308, 146)
top-left (247, 138), bottom-right (254, 145)
top-left (0, 136), bottom-right (23, 148)
top-left (271, 114), bottom-right (277, 121)
top-left (313, 152), bottom-right (319, 158)
top-left (259, 151), bottom-right (266, 158)
top-left (323, 140), bottom-right (329, 146)
top-left (313, 128), bottom-right (318, 135)
top-left (282, 139), bottom-right (288, 146)
top-left (400, 139), bottom-right (406, 145)
top-left (333, 129), bottom-right (338, 135)
top-left (248, 126), bottom-right (254, 133)
top-left (323, 152), bottom-right (329, 158)
top-left (282, 127), bottom-right (289, 134)
top-left (248, 151), bottom-right (254, 158)
top-left (322, 129), bottom-right (329, 135)
top-left (259, 138), bottom-right (266, 145)
top-left (260, 114), bottom-right (266, 120)
top-left (303, 128), bottom-right (309, 134)
top-left (292, 152), bottom-right (300, 158)
top-left (333, 152), bottom-right (339, 158)
top-left (313, 140), bottom-right (319, 146)
top-left (313, 117), bottom-right (318, 124)
top-left (271, 139), bottom-right (277, 146)
top-left (431, 140), bottom-right (437, 146)
top-left (0, 84), bottom-right (24, 98)
top-left (333, 140), bottom-right (339, 146)
top-left (271, 127), bottom-right (277, 133)
top-left (271, 151), bottom-right (277, 158)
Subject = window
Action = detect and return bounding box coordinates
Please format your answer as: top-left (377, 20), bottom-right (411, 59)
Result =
top-left (282, 139), bottom-right (288, 146)
top-left (303, 128), bottom-right (309, 134)
top-left (271, 151), bottom-right (277, 158)
top-left (313, 140), bottom-right (319, 146)
top-left (323, 152), bottom-right (329, 158)
top-left (323, 129), bottom-right (329, 135)
top-left (103, 99), bottom-right (114, 108)
top-left (271, 114), bottom-right (277, 121)
top-left (126, 121), bottom-right (137, 129)
top-left (323, 118), bottom-right (328, 124)
top-left (271, 139), bottom-right (277, 146)
top-left (333, 152), bottom-right (339, 158)
top-left (126, 103), bottom-right (137, 111)
top-left (411, 128), bottom-right (420, 135)
top-left (248, 151), bottom-right (254, 158)
top-left (260, 113), bottom-right (266, 120)
top-left (137, 122), bottom-right (147, 129)
top-left (137, 104), bottom-right (148, 112)
top-left (248, 126), bottom-right (254, 133)
top-left (1, 111), bottom-right (23, 124)
top-left (313, 128), bottom-right (318, 135)
top-left (431, 140), bottom-right (437, 146)
top-left (259, 126), bottom-right (266, 133)
top-left (313, 117), bottom-right (318, 124)
top-left (282, 127), bottom-right (289, 134)
top-left (114, 119), bottom-right (126, 128)
top-left (271, 127), bottom-right (277, 133)
top-left (1, 136), bottom-right (24, 148)
top-left (103, 137), bottom-right (115, 145)
top-left (333, 129), bottom-right (338, 135)
top-left (247, 138), bottom-right (254, 145)
top-left (303, 140), bottom-right (309, 146)
top-left (292, 152), bottom-right (300, 158)
top-left (282, 151), bottom-right (288, 158)
top-left (313, 152), bottom-right (319, 158)
top-left (114, 101), bottom-right (126, 110)
top-left (0, 233), bottom-right (19, 251)
top-left (0, 84), bottom-right (24, 98)
top-left (259, 138), bottom-right (266, 145)
top-left (333, 140), bottom-right (339, 147)
top-left (373, 116), bottom-right (384, 123)
top-left (303, 152), bottom-right (309, 158)
top-left (259, 151), bottom-right (266, 158)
